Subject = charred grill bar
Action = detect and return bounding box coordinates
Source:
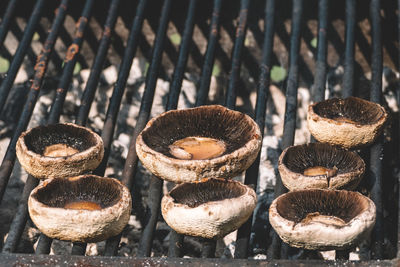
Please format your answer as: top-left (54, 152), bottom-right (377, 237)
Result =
top-left (0, 0), bottom-right (398, 265)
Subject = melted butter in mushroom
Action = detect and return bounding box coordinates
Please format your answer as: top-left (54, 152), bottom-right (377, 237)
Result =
top-left (169, 137), bottom-right (226, 160)
top-left (300, 212), bottom-right (346, 227)
top-left (333, 116), bottom-right (357, 124)
top-left (43, 144), bottom-right (79, 157)
top-left (303, 166), bottom-right (338, 178)
top-left (64, 200), bottom-right (102, 211)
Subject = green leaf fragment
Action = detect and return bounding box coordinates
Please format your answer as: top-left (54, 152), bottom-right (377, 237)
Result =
top-left (0, 56), bottom-right (10, 73)
top-left (73, 62), bottom-right (81, 75)
top-left (33, 32), bottom-right (40, 41)
top-left (170, 33), bottom-right (181, 45)
top-left (143, 62), bottom-right (150, 76)
top-left (212, 64), bottom-right (220, 77)
top-left (311, 37), bottom-right (317, 48)
top-left (270, 66), bottom-right (287, 83)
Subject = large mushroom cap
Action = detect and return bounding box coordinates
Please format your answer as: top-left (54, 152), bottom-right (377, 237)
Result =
top-left (269, 189), bottom-right (376, 250)
top-left (278, 143), bottom-right (365, 190)
top-left (307, 97), bottom-right (388, 149)
top-left (161, 178), bottom-right (257, 239)
top-left (136, 105), bottom-right (262, 183)
top-left (16, 123), bottom-right (104, 179)
top-left (28, 175), bottom-right (131, 243)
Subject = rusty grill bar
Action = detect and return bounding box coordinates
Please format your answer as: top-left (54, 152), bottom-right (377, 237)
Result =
top-left (0, 0), bottom-right (398, 265)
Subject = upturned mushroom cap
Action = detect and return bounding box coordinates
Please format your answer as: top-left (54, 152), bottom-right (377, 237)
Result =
top-left (136, 105), bottom-right (262, 183)
top-left (307, 97), bottom-right (388, 149)
top-left (16, 123), bottom-right (104, 179)
top-left (161, 178), bottom-right (257, 239)
top-left (278, 143), bottom-right (365, 190)
top-left (28, 175), bottom-right (131, 243)
top-left (269, 189), bottom-right (376, 250)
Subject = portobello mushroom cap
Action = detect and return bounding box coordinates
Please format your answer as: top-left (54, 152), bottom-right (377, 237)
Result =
top-left (16, 123), bottom-right (104, 179)
top-left (307, 97), bottom-right (388, 149)
top-left (28, 175), bottom-right (131, 243)
top-left (136, 105), bottom-right (262, 183)
top-left (269, 189), bottom-right (376, 250)
top-left (161, 178), bottom-right (257, 239)
top-left (278, 143), bottom-right (365, 190)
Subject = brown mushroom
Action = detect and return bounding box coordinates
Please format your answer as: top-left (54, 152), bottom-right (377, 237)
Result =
top-left (28, 174), bottom-right (131, 243)
top-left (136, 105), bottom-right (262, 183)
top-left (269, 189), bottom-right (376, 250)
top-left (278, 143), bottom-right (365, 190)
top-left (161, 178), bottom-right (257, 239)
top-left (307, 97), bottom-right (388, 149)
top-left (16, 123), bottom-right (104, 179)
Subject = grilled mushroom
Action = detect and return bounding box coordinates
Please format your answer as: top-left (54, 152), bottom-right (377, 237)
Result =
top-left (161, 178), bottom-right (257, 239)
top-left (16, 123), bottom-right (104, 179)
top-left (269, 189), bottom-right (376, 250)
top-left (136, 105), bottom-right (262, 183)
top-left (278, 143), bottom-right (365, 190)
top-left (307, 97), bottom-right (388, 148)
top-left (28, 175), bottom-right (131, 243)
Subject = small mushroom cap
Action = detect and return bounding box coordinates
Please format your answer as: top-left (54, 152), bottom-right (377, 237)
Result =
top-left (136, 105), bottom-right (262, 183)
top-left (28, 175), bottom-right (131, 243)
top-left (161, 178), bottom-right (257, 239)
top-left (278, 143), bottom-right (365, 190)
top-left (16, 123), bottom-right (104, 179)
top-left (307, 97), bottom-right (388, 149)
top-left (269, 189), bottom-right (376, 250)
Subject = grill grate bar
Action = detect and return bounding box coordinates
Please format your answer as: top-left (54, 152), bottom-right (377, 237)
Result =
top-left (166, 0), bottom-right (198, 258)
top-left (312, 0), bottom-right (329, 103)
top-left (47, 0), bottom-right (94, 124)
top-left (342, 0), bottom-right (356, 98)
top-left (269, 0), bottom-right (303, 260)
top-left (397, 0), bottom-right (400, 258)
top-left (0, 0), bottom-right (19, 48)
top-left (133, 0), bottom-right (172, 257)
top-left (369, 0), bottom-right (384, 259)
top-left (235, 0), bottom-right (276, 259)
top-left (101, 0), bottom-right (150, 256)
top-left (2, 0), bottom-right (93, 253)
top-left (195, 0), bottom-right (222, 107)
top-left (0, 0), bottom-right (69, 205)
top-left (0, 0), bottom-right (46, 114)
top-left (224, 0), bottom-right (250, 110)
top-left (76, 0), bottom-right (122, 127)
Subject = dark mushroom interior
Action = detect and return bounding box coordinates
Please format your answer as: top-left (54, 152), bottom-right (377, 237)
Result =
top-left (312, 97), bottom-right (384, 125)
top-left (32, 176), bottom-right (121, 209)
top-left (282, 143), bottom-right (364, 175)
top-left (276, 190), bottom-right (369, 224)
top-left (142, 106), bottom-right (257, 157)
top-left (24, 124), bottom-right (98, 155)
top-left (170, 179), bottom-right (247, 208)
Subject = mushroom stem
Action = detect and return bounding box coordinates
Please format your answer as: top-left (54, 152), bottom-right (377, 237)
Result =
top-left (43, 144), bottom-right (79, 157)
top-left (300, 212), bottom-right (346, 227)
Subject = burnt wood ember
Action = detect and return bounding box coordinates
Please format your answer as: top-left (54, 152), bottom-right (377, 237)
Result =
top-left (0, 0), bottom-right (399, 265)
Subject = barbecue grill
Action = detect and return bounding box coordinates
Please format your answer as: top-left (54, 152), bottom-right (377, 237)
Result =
top-left (0, 0), bottom-right (399, 265)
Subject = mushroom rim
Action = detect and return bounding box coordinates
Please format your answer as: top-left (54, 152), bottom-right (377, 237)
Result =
top-left (165, 178), bottom-right (256, 208)
top-left (271, 189), bottom-right (374, 226)
top-left (136, 105), bottom-right (262, 166)
top-left (18, 123), bottom-right (104, 161)
top-left (29, 175), bottom-right (129, 212)
top-left (308, 97), bottom-right (388, 127)
top-left (278, 144), bottom-right (365, 179)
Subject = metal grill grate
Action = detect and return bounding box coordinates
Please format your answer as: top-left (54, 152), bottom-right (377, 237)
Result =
top-left (0, 0), bottom-right (399, 265)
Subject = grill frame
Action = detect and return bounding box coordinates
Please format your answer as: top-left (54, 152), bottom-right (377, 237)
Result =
top-left (0, 0), bottom-right (398, 264)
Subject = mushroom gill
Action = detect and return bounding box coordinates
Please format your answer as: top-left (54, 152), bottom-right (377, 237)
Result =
top-left (28, 175), bottom-right (131, 243)
top-left (161, 178), bottom-right (257, 239)
top-left (269, 189), bottom-right (376, 250)
top-left (279, 143), bottom-right (365, 190)
top-left (136, 105), bottom-right (262, 183)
